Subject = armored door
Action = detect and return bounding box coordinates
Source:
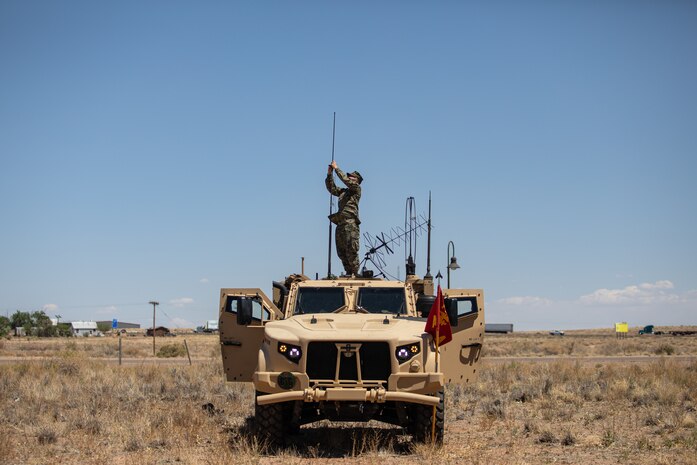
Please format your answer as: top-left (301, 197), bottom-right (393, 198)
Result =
top-left (219, 288), bottom-right (282, 382)
top-left (439, 289), bottom-right (485, 384)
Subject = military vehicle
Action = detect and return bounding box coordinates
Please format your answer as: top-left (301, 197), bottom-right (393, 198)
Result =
top-left (219, 269), bottom-right (484, 444)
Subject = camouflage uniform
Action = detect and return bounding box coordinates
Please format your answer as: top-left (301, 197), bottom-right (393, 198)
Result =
top-left (326, 168), bottom-right (362, 276)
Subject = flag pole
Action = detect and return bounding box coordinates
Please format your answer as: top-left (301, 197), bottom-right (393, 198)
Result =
top-left (431, 288), bottom-right (441, 443)
top-left (435, 292), bottom-right (440, 371)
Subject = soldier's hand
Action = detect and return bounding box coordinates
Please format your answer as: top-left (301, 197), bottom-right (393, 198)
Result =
top-left (331, 160), bottom-right (337, 170)
top-left (328, 164), bottom-right (333, 174)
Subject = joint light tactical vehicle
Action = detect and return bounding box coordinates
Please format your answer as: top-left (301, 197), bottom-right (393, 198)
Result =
top-left (219, 270), bottom-right (484, 444)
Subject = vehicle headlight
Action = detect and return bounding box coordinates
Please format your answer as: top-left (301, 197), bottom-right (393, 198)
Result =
top-left (278, 342), bottom-right (302, 363)
top-left (395, 342), bottom-right (420, 363)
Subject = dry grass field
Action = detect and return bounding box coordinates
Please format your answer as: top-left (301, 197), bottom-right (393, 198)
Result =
top-left (1, 332), bottom-right (696, 464)
top-left (0, 334), bottom-right (221, 360)
top-left (483, 327), bottom-right (697, 358)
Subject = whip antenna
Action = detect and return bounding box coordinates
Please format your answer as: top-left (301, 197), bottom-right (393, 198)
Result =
top-left (405, 197), bottom-right (417, 276)
top-left (425, 191), bottom-right (432, 279)
top-left (327, 112), bottom-right (336, 278)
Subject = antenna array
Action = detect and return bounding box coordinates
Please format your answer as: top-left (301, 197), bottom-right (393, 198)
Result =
top-left (361, 212), bottom-right (429, 278)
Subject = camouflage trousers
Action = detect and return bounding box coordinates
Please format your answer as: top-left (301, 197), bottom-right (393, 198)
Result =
top-left (336, 221), bottom-right (360, 276)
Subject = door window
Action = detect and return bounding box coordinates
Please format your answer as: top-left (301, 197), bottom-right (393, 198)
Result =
top-left (225, 296), bottom-right (269, 322)
top-left (448, 296), bottom-right (478, 318)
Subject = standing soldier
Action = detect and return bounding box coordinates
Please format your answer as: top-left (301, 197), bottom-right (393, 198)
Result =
top-left (326, 160), bottom-right (363, 276)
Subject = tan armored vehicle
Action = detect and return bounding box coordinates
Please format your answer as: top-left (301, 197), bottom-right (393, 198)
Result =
top-left (219, 272), bottom-right (484, 444)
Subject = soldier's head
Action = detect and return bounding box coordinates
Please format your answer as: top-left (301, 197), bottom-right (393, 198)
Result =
top-left (348, 171), bottom-right (363, 184)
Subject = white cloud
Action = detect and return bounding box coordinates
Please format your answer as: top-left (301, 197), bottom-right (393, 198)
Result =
top-left (639, 280), bottom-right (674, 290)
top-left (486, 282), bottom-right (697, 331)
top-left (169, 317), bottom-right (195, 328)
top-left (169, 297), bottom-right (194, 307)
top-left (42, 303), bottom-right (59, 312)
top-left (579, 280), bottom-right (679, 306)
top-left (497, 296), bottom-right (553, 307)
top-left (199, 278), bottom-right (209, 284)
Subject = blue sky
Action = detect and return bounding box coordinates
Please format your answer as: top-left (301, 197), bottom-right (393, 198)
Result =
top-left (1, 1), bottom-right (695, 330)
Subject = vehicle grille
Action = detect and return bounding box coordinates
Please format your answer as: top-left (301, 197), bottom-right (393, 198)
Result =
top-left (306, 341), bottom-right (391, 385)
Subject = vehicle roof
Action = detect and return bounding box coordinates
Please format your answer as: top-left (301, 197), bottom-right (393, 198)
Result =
top-left (295, 278), bottom-right (408, 288)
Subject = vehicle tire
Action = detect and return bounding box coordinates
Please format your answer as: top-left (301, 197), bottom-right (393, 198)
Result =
top-left (409, 389), bottom-right (444, 445)
top-left (254, 393), bottom-right (293, 445)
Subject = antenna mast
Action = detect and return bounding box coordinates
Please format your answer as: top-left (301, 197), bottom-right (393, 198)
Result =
top-left (327, 112), bottom-right (336, 278)
top-left (425, 191), bottom-right (432, 279)
top-left (405, 197), bottom-right (417, 276)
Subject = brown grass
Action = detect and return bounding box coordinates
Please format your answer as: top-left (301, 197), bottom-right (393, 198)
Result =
top-left (483, 327), bottom-right (697, 357)
top-left (3, 329), bottom-right (697, 361)
top-left (1, 334), bottom-right (697, 464)
top-left (0, 334), bottom-right (220, 359)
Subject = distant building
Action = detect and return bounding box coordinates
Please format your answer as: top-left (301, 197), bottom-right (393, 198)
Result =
top-left (146, 326), bottom-right (171, 337)
top-left (485, 323), bottom-right (514, 334)
top-left (204, 320), bottom-right (218, 332)
top-left (68, 321), bottom-right (99, 337)
top-left (96, 321), bottom-right (141, 330)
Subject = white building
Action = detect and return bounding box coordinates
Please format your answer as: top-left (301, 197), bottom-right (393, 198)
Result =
top-left (68, 321), bottom-right (99, 337)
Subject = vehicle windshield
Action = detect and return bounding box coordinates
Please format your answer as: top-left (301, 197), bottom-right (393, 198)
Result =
top-left (357, 288), bottom-right (406, 314)
top-left (295, 287), bottom-right (345, 314)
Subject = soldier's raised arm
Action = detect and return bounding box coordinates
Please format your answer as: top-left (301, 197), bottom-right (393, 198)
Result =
top-left (325, 163), bottom-right (343, 196)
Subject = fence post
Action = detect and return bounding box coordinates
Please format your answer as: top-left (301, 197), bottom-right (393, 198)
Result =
top-left (184, 339), bottom-right (192, 366)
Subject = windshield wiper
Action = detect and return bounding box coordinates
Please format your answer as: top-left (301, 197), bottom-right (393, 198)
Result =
top-left (396, 302), bottom-right (405, 315)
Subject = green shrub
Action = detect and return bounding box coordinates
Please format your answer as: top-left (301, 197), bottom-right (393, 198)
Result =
top-left (561, 431), bottom-right (576, 446)
top-left (0, 315), bottom-right (10, 337)
top-left (538, 430), bottom-right (557, 444)
top-left (602, 428), bottom-right (617, 447)
top-left (37, 426), bottom-right (58, 444)
top-left (655, 344), bottom-right (676, 355)
top-left (156, 343), bottom-right (186, 358)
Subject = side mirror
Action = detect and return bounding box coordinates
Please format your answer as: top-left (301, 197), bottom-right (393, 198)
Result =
top-left (416, 294), bottom-right (437, 318)
top-left (444, 299), bottom-right (458, 327)
top-left (237, 298), bottom-right (254, 326)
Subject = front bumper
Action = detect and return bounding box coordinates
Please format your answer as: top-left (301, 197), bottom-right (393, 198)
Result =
top-left (253, 371), bottom-right (444, 406)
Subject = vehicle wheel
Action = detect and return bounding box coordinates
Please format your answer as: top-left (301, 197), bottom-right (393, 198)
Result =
top-left (409, 389), bottom-right (444, 445)
top-left (254, 393), bottom-right (293, 445)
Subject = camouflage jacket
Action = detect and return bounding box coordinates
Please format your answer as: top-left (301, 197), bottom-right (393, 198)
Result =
top-left (325, 168), bottom-right (361, 225)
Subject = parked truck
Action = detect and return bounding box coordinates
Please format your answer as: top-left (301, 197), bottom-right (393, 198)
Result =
top-left (219, 272), bottom-right (484, 445)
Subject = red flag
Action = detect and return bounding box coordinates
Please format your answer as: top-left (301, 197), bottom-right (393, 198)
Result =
top-left (424, 285), bottom-right (453, 346)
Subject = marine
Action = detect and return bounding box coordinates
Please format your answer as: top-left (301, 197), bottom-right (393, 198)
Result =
top-left (325, 160), bottom-right (363, 276)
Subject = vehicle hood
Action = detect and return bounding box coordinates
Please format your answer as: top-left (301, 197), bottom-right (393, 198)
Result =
top-left (264, 313), bottom-right (426, 343)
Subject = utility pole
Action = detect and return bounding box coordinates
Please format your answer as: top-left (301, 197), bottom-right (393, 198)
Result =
top-left (149, 301), bottom-right (159, 356)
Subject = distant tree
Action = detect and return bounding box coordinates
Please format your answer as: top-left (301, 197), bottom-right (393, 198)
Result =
top-left (32, 311), bottom-right (56, 337)
top-left (97, 322), bottom-right (112, 333)
top-left (57, 323), bottom-right (73, 337)
top-left (10, 311), bottom-right (32, 330)
top-left (9, 310), bottom-right (62, 337)
top-left (0, 315), bottom-right (10, 337)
